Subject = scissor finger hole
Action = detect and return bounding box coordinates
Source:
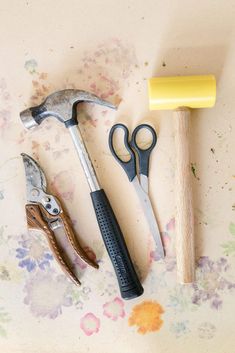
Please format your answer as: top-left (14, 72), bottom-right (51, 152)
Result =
top-left (112, 128), bottom-right (132, 162)
top-left (134, 128), bottom-right (155, 150)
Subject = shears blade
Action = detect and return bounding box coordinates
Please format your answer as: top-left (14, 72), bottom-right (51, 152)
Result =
top-left (21, 153), bottom-right (47, 202)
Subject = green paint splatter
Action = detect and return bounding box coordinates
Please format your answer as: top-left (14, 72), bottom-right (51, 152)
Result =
top-left (221, 223), bottom-right (235, 256)
top-left (0, 191), bottom-right (4, 200)
top-left (0, 307), bottom-right (10, 337)
top-left (229, 223), bottom-right (235, 236)
top-left (24, 59), bottom-right (38, 74)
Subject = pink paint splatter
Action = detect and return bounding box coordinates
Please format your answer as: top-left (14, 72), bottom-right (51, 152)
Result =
top-left (77, 38), bottom-right (137, 103)
top-left (43, 141), bottom-right (51, 151)
top-left (73, 246), bottom-right (98, 270)
top-left (166, 218), bottom-right (175, 231)
top-left (80, 313), bottom-right (100, 336)
top-left (17, 130), bottom-right (27, 144)
top-left (103, 297), bottom-right (125, 321)
top-left (51, 170), bottom-right (76, 201)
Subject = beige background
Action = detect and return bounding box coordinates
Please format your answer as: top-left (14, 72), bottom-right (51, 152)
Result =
top-left (0, 1), bottom-right (235, 352)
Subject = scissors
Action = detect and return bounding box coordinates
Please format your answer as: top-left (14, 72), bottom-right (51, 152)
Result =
top-left (21, 153), bottom-right (98, 285)
top-left (108, 123), bottom-right (165, 260)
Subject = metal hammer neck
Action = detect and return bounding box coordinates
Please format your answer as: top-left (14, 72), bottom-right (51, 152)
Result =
top-left (68, 125), bottom-right (100, 192)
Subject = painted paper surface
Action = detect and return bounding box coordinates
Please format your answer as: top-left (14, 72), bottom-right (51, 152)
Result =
top-left (0, 2), bottom-right (235, 352)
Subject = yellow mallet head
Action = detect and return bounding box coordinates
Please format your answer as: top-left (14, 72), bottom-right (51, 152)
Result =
top-left (148, 75), bottom-right (216, 110)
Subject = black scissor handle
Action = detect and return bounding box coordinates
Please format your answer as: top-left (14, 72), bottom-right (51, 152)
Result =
top-left (108, 124), bottom-right (136, 182)
top-left (131, 124), bottom-right (157, 177)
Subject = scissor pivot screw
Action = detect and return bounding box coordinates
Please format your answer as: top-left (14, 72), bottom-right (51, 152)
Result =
top-left (46, 204), bottom-right (52, 209)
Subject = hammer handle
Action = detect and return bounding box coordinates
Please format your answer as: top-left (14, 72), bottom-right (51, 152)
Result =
top-left (90, 189), bottom-right (143, 299)
top-left (174, 108), bottom-right (195, 283)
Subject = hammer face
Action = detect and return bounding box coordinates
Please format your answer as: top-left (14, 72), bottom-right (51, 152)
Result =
top-left (20, 108), bottom-right (39, 129)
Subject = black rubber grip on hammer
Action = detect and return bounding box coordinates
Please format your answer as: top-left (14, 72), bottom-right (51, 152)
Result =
top-left (90, 189), bottom-right (144, 300)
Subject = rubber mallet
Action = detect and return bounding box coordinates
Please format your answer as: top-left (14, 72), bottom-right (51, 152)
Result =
top-left (148, 75), bottom-right (216, 283)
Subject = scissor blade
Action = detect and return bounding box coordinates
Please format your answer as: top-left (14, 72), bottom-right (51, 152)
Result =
top-left (132, 176), bottom-right (165, 259)
top-left (140, 174), bottom-right (149, 194)
top-left (21, 153), bottom-right (47, 201)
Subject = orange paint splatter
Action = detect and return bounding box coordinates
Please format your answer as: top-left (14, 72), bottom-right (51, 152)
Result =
top-left (128, 300), bottom-right (164, 334)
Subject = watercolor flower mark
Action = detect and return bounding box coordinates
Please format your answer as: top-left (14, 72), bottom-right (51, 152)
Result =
top-left (16, 233), bottom-right (53, 272)
top-left (221, 222), bottom-right (235, 256)
top-left (24, 271), bottom-right (73, 319)
top-left (24, 59), bottom-right (38, 74)
top-left (150, 217), bottom-right (176, 270)
top-left (191, 256), bottom-right (235, 310)
top-left (103, 297), bottom-right (125, 321)
top-left (50, 170), bottom-right (76, 202)
top-left (69, 285), bottom-right (92, 311)
top-left (167, 285), bottom-right (197, 313)
top-left (24, 59), bottom-right (50, 105)
top-left (128, 300), bottom-right (164, 334)
top-left (170, 320), bottom-right (190, 338)
top-left (80, 313), bottom-right (100, 336)
top-left (0, 306), bottom-right (11, 337)
top-left (198, 322), bottom-right (216, 339)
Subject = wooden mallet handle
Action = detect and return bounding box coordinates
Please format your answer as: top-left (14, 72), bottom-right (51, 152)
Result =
top-left (148, 75), bottom-right (216, 283)
top-left (174, 108), bottom-right (195, 283)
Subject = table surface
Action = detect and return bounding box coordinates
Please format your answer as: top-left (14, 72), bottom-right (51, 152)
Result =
top-left (0, 1), bottom-right (235, 352)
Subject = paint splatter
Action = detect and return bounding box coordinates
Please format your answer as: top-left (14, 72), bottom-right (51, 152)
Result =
top-left (166, 217), bottom-right (175, 231)
top-left (80, 313), bottom-right (100, 336)
top-left (72, 246), bottom-right (98, 270)
top-left (103, 297), bottom-right (125, 321)
top-left (23, 271), bottom-right (73, 319)
top-left (16, 233), bottom-right (53, 272)
top-left (167, 285), bottom-right (196, 313)
top-left (24, 59), bottom-right (38, 74)
top-left (0, 78), bottom-right (11, 134)
top-left (170, 320), bottom-right (190, 338)
top-left (221, 223), bottom-right (235, 256)
top-left (24, 59), bottom-right (50, 105)
top-left (198, 322), bottom-right (216, 339)
top-left (0, 266), bottom-right (10, 281)
top-left (51, 170), bottom-right (76, 201)
top-left (0, 190), bottom-right (4, 200)
top-left (30, 77), bottom-right (50, 105)
top-left (0, 306), bottom-right (11, 337)
top-left (52, 148), bottom-right (70, 159)
top-left (191, 257), bottom-right (235, 310)
top-left (77, 38), bottom-right (137, 103)
top-left (150, 218), bottom-right (176, 266)
top-left (128, 301), bottom-right (164, 334)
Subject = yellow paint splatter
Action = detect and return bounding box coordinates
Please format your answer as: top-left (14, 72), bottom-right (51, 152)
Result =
top-left (128, 300), bottom-right (164, 334)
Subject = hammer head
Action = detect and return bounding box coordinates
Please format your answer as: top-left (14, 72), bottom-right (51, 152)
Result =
top-left (20, 89), bottom-right (116, 129)
top-left (148, 75), bottom-right (216, 110)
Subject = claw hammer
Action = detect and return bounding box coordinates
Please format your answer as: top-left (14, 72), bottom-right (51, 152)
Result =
top-left (148, 75), bottom-right (216, 283)
top-left (20, 89), bottom-right (143, 299)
